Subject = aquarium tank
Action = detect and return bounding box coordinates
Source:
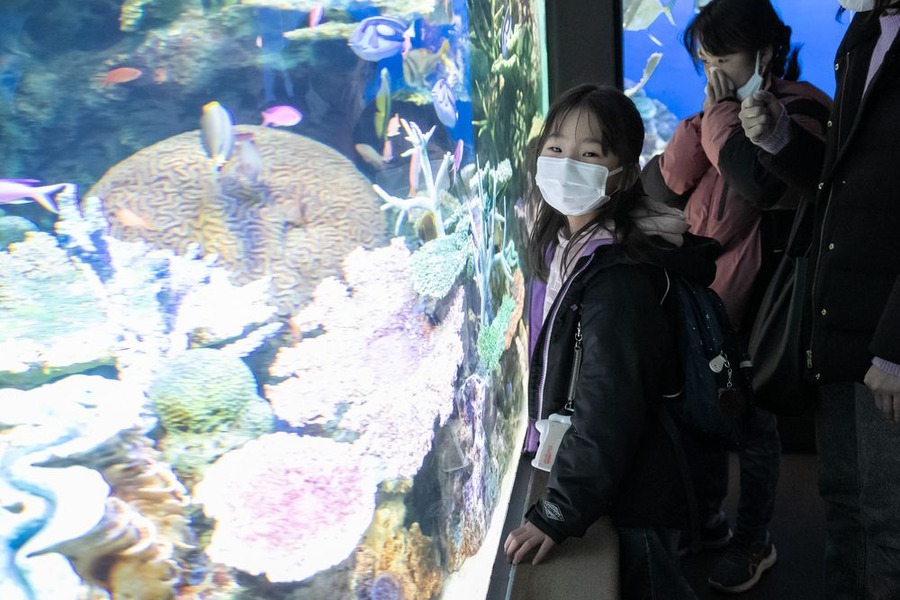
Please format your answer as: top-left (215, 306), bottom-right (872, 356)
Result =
top-left (621, 0), bottom-right (849, 164)
top-left (0, 0), bottom-right (545, 598)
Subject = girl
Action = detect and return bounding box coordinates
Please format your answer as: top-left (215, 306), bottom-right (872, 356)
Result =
top-left (641, 0), bottom-right (832, 592)
top-left (504, 83), bottom-right (719, 599)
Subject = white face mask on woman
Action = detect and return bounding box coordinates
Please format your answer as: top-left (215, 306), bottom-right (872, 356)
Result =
top-left (535, 156), bottom-right (623, 216)
top-left (736, 52), bottom-right (764, 101)
top-left (838, 0), bottom-right (876, 11)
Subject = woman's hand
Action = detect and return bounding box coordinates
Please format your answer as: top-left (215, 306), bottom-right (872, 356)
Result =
top-left (739, 90), bottom-right (782, 143)
top-left (504, 521), bottom-right (557, 565)
top-left (703, 67), bottom-right (735, 113)
top-left (865, 365), bottom-right (900, 423)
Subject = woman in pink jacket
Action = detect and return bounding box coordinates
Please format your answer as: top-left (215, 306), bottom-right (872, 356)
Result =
top-left (641, 0), bottom-right (832, 593)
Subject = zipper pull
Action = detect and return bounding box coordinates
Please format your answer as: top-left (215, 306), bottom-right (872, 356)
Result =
top-left (806, 349), bottom-right (813, 369)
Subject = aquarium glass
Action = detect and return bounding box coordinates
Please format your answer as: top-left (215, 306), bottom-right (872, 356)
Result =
top-left (622, 0), bottom-right (849, 163)
top-left (0, 0), bottom-right (545, 598)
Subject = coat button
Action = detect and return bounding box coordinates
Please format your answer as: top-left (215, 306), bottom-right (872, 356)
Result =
top-left (835, 62), bottom-right (840, 71)
top-left (818, 182), bottom-right (825, 190)
top-left (828, 242), bottom-right (835, 250)
top-left (821, 308), bottom-right (827, 316)
top-left (827, 120), bottom-right (833, 128)
top-left (815, 373), bottom-right (821, 381)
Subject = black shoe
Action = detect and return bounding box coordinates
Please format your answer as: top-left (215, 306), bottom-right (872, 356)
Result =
top-left (677, 519), bottom-right (733, 557)
top-left (707, 537), bottom-right (777, 593)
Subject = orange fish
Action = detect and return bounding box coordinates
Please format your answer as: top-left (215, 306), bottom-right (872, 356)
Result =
top-left (408, 147), bottom-right (421, 196)
top-left (102, 67), bottom-right (143, 86)
top-left (153, 66), bottom-right (167, 84)
top-left (113, 207), bottom-right (154, 230)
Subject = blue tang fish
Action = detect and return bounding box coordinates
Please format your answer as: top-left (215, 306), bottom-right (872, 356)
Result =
top-left (431, 78), bottom-right (457, 128)
top-left (349, 16), bottom-right (409, 62)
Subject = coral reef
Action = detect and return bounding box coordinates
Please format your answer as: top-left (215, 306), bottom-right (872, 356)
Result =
top-left (0, 188), bottom-right (281, 390)
top-left (0, 216), bottom-right (38, 249)
top-left (87, 126), bottom-right (388, 316)
top-left (34, 427), bottom-right (199, 600)
top-left (267, 239), bottom-right (465, 481)
top-left (409, 229), bottom-right (470, 300)
top-left (0, 231), bottom-right (118, 388)
top-left (0, 375), bottom-right (159, 599)
top-left (193, 432), bottom-right (379, 583)
top-left (352, 495), bottom-right (443, 600)
top-left (435, 374), bottom-right (496, 572)
top-left (35, 497), bottom-right (181, 600)
top-left (147, 348), bottom-right (274, 485)
top-left (148, 348), bottom-right (266, 435)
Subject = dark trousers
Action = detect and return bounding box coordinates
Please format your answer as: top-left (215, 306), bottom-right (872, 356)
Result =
top-left (817, 382), bottom-right (900, 599)
top-left (619, 527), bottom-right (697, 599)
top-left (694, 406), bottom-right (781, 544)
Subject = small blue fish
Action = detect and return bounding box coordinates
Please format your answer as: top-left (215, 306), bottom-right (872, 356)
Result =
top-left (431, 78), bottom-right (457, 128)
top-left (200, 101), bottom-right (235, 171)
top-left (349, 16), bottom-right (409, 62)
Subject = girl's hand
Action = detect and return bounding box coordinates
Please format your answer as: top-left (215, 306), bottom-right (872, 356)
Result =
top-left (703, 67), bottom-right (736, 113)
top-left (865, 365), bottom-right (900, 423)
top-left (504, 521), bottom-right (557, 565)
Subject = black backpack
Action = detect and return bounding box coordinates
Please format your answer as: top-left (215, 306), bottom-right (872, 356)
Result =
top-left (664, 271), bottom-right (753, 450)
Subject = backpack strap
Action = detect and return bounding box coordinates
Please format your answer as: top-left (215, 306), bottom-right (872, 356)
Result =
top-left (658, 403), bottom-right (702, 556)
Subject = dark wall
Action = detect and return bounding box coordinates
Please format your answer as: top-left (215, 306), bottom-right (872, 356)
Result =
top-left (544, 0), bottom-right (622, 102)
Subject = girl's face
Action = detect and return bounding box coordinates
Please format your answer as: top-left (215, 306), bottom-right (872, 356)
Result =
top-left (697, 46), bottom-right (758, 88)
top-left (539, 106), bottom-right (620, 172)
top-left (539, 106), bottom-right (622, 231)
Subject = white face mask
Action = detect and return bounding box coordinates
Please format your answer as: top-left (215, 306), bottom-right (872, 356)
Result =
top-left (736, 52), bottom-right (764, 101)
top-left (535, 156), bottom-right (623, 216)
top-left (838, 0), bottom-right (876, 10)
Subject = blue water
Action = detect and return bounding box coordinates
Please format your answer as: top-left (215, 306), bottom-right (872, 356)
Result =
top-left (624, 1), bottom-right (851, 119)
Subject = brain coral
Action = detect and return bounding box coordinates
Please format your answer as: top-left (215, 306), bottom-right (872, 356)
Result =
top-left (87, 125), bottom-right (387, 316)
top-left (148, 348), bottom-right (263, 435)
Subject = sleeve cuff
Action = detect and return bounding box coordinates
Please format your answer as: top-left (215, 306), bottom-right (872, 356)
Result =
top-left (753, 102), bottom-right (792, 155)
top-left (872, 357), bottom-right (900, 377)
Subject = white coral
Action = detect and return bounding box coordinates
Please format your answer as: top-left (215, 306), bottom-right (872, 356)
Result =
top-left (267, 239), bottom-right (465, 480)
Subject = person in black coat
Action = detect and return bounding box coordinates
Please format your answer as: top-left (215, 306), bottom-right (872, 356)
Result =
top-left (739, 1), bottom-right (900, 596)
top-left (502, 83), bottom-right (718, 599)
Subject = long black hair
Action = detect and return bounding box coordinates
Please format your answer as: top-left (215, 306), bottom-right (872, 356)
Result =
top-left (524, 84), bottom-right (652, 282)
top-left (683, 0), bottom-right (802, 81)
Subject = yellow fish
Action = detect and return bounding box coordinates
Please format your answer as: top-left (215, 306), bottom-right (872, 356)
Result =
top-left (374, 68), bottom-right (391, 140)
top-left (200, 101), bottom-right (235, 171)
top-left (623, 0), bottom-right (676, 31)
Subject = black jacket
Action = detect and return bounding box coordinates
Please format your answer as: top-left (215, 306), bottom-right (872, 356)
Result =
top-left (757, 12), bottom-right (900, 383)
top-left (526, 234), bottom-right (720, 542)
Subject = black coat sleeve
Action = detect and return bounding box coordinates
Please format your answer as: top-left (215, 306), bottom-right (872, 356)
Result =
top-left (640, 154), bottom-right (692, 210)
top-left (757, 121), bottom-right (828, 197)
top-left (718, 128), bottom-right (789, 209)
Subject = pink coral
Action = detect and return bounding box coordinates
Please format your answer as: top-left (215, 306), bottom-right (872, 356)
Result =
top-left (192, 433), bottom-right (378, 583)
top-left (266, 240), bottom-right (465, 480)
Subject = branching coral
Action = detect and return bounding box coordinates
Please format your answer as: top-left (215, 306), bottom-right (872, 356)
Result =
top-left (267, 239), bottom-right (465, 481)
top-left (193, 432), bottom-right (379, 583)
top-left (374, 118), bottom-right (453, 239)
